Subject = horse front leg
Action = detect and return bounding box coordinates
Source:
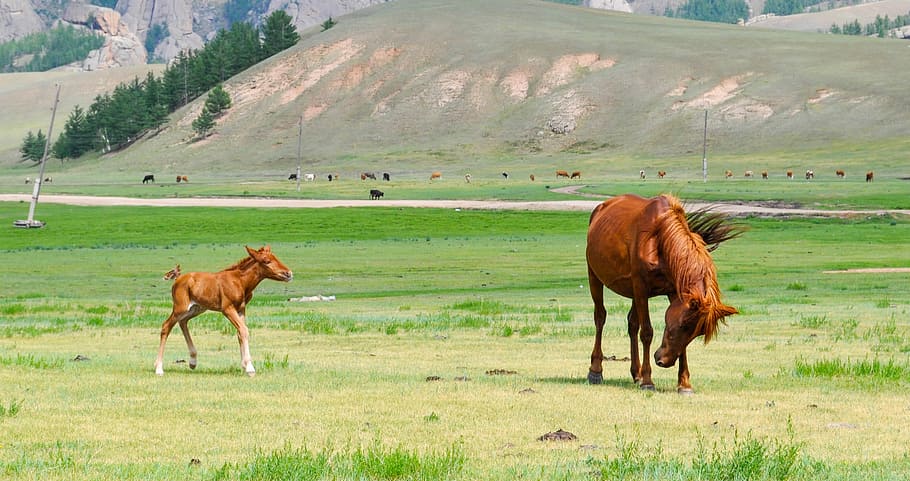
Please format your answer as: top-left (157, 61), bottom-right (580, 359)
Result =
top-left (633, 298), bottom-right (655, 390)
top-left (588, 272), bottom-right (606, 384)
top-left (223, 306), bottom-right (255, 376)
top-left (677, 350), bottom-right (693, 395)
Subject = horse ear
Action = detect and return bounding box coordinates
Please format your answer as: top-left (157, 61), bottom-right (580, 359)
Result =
top-left (245, 245), bottom-right (263, 260)
top-left (718, 304), bottom-right (738, 319)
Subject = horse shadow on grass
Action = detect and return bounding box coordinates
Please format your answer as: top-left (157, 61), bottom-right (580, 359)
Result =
top-left (535, 375), bottom-right (678, 393)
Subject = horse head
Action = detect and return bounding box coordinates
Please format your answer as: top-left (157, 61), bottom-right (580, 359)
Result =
top-left (246, 245), bottom-right (293, 282)
top-left (654, 294), bottom-right (738, 368)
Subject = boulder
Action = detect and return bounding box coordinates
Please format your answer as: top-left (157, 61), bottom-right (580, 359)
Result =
top-left (118, 0), bottom-right (203, 61)
top-left (0, 0), bottom-right (45, 42)
top-left (62, 4), bottom-right (147, 69)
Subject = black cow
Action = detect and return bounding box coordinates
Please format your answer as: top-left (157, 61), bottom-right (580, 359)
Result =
top-left (382, 172), bottom-right (390, 181)
top-left (288, 173), bottom-right (298, 181)
top-left (142, 175), bottom-right (155, 184)
top-left (370, 189), bottom-right (384, 200)
top-left (501, 172), bottom-right (509, 179)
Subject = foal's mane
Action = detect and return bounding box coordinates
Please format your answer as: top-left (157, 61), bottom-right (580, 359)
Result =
top-left (221, 254), bottom-right (258, 273)
top-left (653, 194), bottom-right (733, 342)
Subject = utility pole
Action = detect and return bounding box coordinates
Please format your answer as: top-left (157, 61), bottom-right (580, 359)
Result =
top-left (702, 109), bottom-right (708, 183)
top-left (296, 115), bottom-right (302, 192)
top-left (15, 84), bottom-right (60, 228)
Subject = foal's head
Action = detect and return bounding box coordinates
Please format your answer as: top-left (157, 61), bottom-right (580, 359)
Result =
top-left (246, 245), bottom-right (293, 282)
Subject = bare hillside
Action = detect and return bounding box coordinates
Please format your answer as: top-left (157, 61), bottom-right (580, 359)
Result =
top-left (6, 0), bottom-right (910, 176)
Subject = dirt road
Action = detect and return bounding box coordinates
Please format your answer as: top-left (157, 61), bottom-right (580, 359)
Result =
top-left (1, 193), bottom-right (908, 217)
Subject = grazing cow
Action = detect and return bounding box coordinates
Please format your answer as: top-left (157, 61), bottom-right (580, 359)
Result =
top-left (304, 173), bottom-right (316, 182)
top-left (657, 171), bottom-right (666, 179)
top-left (44, 177), bottom-right (52, 183)
top-left (370, 189), bottom-right (384, 200)
top-left (383, 172), bottom-right (390, 181)
top-left (787, 170), bottom-right (794, 179)
top-left (529, 174), bottom-right (535, 181)
top-left (724, 170), bottom-right (733, 179)
top-left (761, 171), bottom-right (768, 179)
top-left (805, 170), bottom-right (814, 180)
top-left (464, 174), bottom-right (472, 183)
top-left (639, 170), bottom-right (646, 180)
top-left (571, 171), bottom-right (582, 179)
top-left (288, 173), bottom-right (298, 181)
top-left (328, 173), bottom-right (340, 182)
top-left (556, 170), bottom-right (570, 179)
top-left (25, 177), bottom-right (31, 184)
top-left (744, 170), bottom-right (753, 178)
top-left (502, 172), bottom-right (509, 179)
top-left (836, 169), bottom-right (845, 178)
top-left (430, 171), bottom-right (442, 181)
top-left (177, 175), bottom-right (188, 183)
top-left (143, 175), bottom-right (155, 184)
top-left (361, 172), bottom-right (377, 180)
top-left (866, 171), bottom-right (874, 182)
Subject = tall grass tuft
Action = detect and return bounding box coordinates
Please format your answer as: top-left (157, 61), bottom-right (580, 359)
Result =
top-left (793, 357), bottom-right (910, 382)
top-left (210, 442), bottom-right (465, 481)
top-left (0, 353), bottom-right (64, 370)
top-left (591, 425), bottom-right (809, 480)
top-left (0, 398), bottom-right (22, 418)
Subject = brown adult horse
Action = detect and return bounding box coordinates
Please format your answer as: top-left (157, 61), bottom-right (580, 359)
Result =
top-left (586, 194), bottom-right (740, 393)
top-left (154, 246), bottom-right (293, 376)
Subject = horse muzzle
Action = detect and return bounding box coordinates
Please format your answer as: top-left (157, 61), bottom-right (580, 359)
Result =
top-left (281, 271), bottom-right (294, 282)
top-left (654, 350), bottom-right (677, 368)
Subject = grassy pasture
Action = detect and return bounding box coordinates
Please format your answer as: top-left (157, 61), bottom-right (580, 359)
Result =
top-left (1, 162), bottom-right (908, 210)
top-left (1, 201), bottom-right (909, 480)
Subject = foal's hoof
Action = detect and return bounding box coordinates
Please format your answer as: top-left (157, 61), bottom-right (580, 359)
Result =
top-left (639, 383), bottom-right (656, 391)
top-left (677, 388), bottom-right (694, 396)
top-left (587, 371), bottom-right (603, 385)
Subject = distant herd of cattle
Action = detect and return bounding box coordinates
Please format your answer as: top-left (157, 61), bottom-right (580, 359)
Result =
top-left (133, 167), bottom-right (876, 199)
top-left (721, 169), bottom-right (874, 181)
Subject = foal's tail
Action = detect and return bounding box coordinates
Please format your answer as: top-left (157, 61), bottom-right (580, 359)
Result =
top-left (162, 264), bottom-right (181, 281)
top-left (685, 208), bottom-right (745, 252)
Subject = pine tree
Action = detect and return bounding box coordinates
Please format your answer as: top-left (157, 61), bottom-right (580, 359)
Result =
top-left (204, 84), bottom-right (232, 117)
top-left (20, 130), bottom-right (47, 163)
top-left (192, 108), bottom-right (216, 138)
top-left (261, 10), bottom-right (299, 58)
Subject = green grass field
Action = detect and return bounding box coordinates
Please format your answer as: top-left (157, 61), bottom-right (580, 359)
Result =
top-left (1, 200), bottom-right (908, 480)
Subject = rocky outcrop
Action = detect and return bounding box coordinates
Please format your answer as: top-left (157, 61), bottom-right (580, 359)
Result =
top-left (583, 0), bottom-right (633, 14)
top-left (268, 0), bottom-right (387, 33)
top-left (63, 4), bottom-right (147, 69)
top-left (0, 0), bottom-right (45, 42)
top-left (117, 0), bottom-right (204, 61)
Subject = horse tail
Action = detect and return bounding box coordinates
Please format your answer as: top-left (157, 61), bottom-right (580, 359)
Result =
top-left (685, 207), bottom-right (745, 252)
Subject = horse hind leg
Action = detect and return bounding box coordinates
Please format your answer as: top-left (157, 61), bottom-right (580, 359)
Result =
top-left (178, 306), bottom-right (204, 369)
top-left (587, 271), bottom-right (606, 384)
top-left (155, 303), bottom-right (203, 376)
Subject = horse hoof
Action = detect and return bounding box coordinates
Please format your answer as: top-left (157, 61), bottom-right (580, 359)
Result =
top-left (640, 384), bottom-right (656, 391)
top-left (587, 371), bottom-right (603, 385)
top-left (677, 388), bottom-right (694, 396)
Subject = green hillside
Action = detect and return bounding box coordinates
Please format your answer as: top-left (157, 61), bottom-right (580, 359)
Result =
top-left (2, 0), bottom-right (909, 182)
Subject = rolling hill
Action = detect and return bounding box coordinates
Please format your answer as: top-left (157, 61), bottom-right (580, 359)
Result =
top-left (3, 0), bottom-right (910, 180)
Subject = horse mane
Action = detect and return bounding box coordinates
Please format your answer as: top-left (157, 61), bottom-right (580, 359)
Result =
top-left (221, 254), bottom-right (257, 273)
top-left (654, 194), bottom-right (735, 343)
